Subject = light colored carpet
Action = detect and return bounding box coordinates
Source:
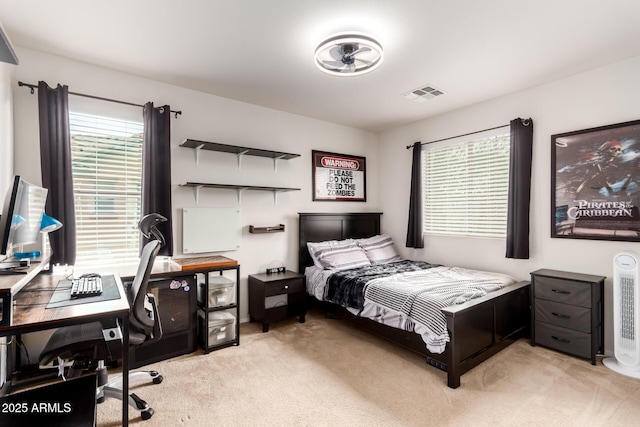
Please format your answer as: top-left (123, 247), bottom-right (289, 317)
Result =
top-left (98, 309), bottom-right (640, 426)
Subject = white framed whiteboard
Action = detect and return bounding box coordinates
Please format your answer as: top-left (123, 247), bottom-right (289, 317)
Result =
top-left (182, 207), bottom-right (242, 254)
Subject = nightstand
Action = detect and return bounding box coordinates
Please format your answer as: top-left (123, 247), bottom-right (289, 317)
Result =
top-left (530, 269), bottom-right (605, 364)
top-left (248, 271), bottom-right (306, 332)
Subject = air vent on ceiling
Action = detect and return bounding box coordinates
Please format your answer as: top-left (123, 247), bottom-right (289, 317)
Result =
top-left (401, 84), bottom-right (443, 103)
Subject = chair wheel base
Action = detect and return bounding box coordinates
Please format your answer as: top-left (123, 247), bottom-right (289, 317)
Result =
top-left (141, 408), bottom-right (154, 420)
top-left (152, 375), bottom-right (163, 384)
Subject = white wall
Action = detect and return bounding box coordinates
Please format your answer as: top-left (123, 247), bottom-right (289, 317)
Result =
top-left (11, 48), bottom-right (380, 323)
top-left (378, 55), bottom-right (640, 354)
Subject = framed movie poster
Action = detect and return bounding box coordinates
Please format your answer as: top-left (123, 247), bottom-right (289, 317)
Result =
top-left (551, 119), bottom-right (640, 241)
top-left (312, 150), bottom-right (366, 201)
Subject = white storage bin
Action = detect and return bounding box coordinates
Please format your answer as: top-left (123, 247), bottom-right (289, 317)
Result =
top-left (201, 310), bottom-right (236, 345)
top-left (197, 275), bottom-right (236, 308)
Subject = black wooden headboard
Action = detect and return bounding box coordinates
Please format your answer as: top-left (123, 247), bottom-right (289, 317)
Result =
top-left (298, 212), bottom-right (382, 273)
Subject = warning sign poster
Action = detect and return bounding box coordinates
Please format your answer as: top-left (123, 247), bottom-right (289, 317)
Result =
top-left (312, 150), bottom-right (366, 201)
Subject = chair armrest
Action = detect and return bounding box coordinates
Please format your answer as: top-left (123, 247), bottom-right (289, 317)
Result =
top-left (100, 320), bottom-right (124, 361)
top-left (146, 293), bottom-right (163, 343)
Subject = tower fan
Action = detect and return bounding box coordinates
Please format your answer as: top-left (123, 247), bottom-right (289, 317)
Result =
top-left (603, 251), bottom-right (640, 378)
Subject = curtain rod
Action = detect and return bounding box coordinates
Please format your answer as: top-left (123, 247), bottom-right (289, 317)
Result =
top-left (405, 124), bottom-right (509, 149)
top-left (18, 81), bottom-right (182, 118)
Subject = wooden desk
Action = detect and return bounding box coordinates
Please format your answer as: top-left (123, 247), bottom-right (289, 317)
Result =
top-left (0, 253), bottom-right (52, 326)
top-left (0, 272), bottom-right (131, 426)
top-left (102, 255), bottom-right (238, 280)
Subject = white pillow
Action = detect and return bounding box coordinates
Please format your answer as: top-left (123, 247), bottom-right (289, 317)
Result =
top-left (309, 240), bottom-right (371, 271)
top-left (356, 234), bottom-right (402, 264)
top-left (307, 239), bottom-right (353, 269)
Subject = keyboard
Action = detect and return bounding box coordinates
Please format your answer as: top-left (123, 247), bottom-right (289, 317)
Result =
top-left (70, 276), bottom-right (103, 299)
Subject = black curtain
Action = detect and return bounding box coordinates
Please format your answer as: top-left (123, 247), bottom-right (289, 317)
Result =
top-left (406, 142), bottom-right (424, 248)
top-left (506, 118), bottom-right (534, 259)
top-left (142, 102), bottom-right (173, 256)
top-left (37, 81), bottom-right (76, 266)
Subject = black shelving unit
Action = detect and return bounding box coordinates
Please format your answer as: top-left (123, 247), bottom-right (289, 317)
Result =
top-left (196, 264), bottom-right (241, 353)
top-left (179, 139), bottom-right (301, 204)
top-left (179, 182), bottom-right (300, 205)
top-left (180, 139), bottom-right (300, 170)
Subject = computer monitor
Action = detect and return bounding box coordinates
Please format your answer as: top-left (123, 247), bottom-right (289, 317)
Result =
top-left (0, 176), bottom-right (48, 264)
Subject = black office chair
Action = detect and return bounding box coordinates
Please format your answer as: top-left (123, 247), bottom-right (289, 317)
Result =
top-left (39, 213), bottom-right (168, 421)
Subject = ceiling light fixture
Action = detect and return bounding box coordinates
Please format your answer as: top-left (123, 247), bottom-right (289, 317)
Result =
top-left (314, 33), bottom-right (383, 77)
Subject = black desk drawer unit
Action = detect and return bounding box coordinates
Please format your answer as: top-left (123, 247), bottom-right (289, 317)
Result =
top-left (128, 275), bottom-right (197, 369)
top-left (530, 269), bottom-right (605, 364)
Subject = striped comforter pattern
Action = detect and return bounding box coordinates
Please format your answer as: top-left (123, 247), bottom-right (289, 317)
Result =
top-left (325, 260), bottom-right (438, 308)
top-left (364, 266), bottom-right (515, 351)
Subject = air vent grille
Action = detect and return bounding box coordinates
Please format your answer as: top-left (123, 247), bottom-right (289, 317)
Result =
top-left (402, 84), bottom-right (444, 103)
top-left (621, 273), bottom-right (636, 342)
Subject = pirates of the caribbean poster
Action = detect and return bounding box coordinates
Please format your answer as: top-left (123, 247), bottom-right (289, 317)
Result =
top-left (552, 119), bottom-right (640, 241)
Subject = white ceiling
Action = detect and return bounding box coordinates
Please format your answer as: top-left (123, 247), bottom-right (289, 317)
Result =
top-left (1, 0), bottom-right (640, 132)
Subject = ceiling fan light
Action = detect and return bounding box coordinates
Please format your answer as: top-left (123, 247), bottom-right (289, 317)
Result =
top-left (314, 33), bottom-right (383, 77)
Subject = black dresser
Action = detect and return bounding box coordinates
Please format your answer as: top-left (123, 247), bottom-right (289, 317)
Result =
top-left (530, 269), bottom-right (605, 364)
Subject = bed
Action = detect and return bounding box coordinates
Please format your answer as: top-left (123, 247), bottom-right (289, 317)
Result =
top-left (298, 212), bottom-right (530, 388)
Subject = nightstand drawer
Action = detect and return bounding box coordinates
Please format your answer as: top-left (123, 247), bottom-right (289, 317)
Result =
top-left (534, 276), bottom-right (592, 307)
top-left (535, 322), bottom-right (591, 359)
top-left (535, 300), bottom-right (591, 333)
top-left (264, 278), bottom-right (304, 297)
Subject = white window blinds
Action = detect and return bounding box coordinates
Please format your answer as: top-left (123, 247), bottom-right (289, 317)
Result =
top-left (422, 130), bottom-right (510, 238)
top-left (69, 112), bottom-right (143, 267)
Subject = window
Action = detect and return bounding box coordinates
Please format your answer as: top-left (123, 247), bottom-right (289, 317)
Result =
top-left (422, 130), bottom-right (510, 238)
top-left (69, 112), bottom-right (143, 267)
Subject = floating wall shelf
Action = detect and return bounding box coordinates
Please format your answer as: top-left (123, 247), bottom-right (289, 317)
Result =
top-left (180, 139), bottom-right (300, 171)
top-left (179, 182), bottom-right (300, 205)
top-left (249, 224), bottom-right (285, 234)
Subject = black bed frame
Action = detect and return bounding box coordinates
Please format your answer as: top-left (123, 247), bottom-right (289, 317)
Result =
top-left (298, 212), bottom-right (530, 388)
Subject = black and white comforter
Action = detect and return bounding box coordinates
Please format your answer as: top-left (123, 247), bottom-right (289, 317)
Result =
top-left (326, 260), bottom-right (439, 308)
top-left (306, 261), bottom-right (516, 353)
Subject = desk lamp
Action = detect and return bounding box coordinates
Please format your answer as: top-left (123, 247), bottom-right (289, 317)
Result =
top-left (14, 213), bottom-right (63, 259)
top-left (40, 213), bottom-right (63, 233)
top-left (39, 213), bottom-right (62, 259)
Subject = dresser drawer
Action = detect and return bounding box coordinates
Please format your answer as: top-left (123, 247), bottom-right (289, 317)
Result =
top-left (264, 278), bottom-right (305, 297)
top-left (534, 276), bottom-right (592, 307)
top-left (535, 322), bottom-right (591, 359)
top-left (535, 300), bottom-right (591, 333)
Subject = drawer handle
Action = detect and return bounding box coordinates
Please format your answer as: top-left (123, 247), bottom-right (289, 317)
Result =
top-left (551, 312), bottom-right (571, 319)
top-left (551, 289), bottom-right (571, 295)
top-left (284, 285), bottom-right (289, 290)
top-left (551, 335), bottom-right (570, 343)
